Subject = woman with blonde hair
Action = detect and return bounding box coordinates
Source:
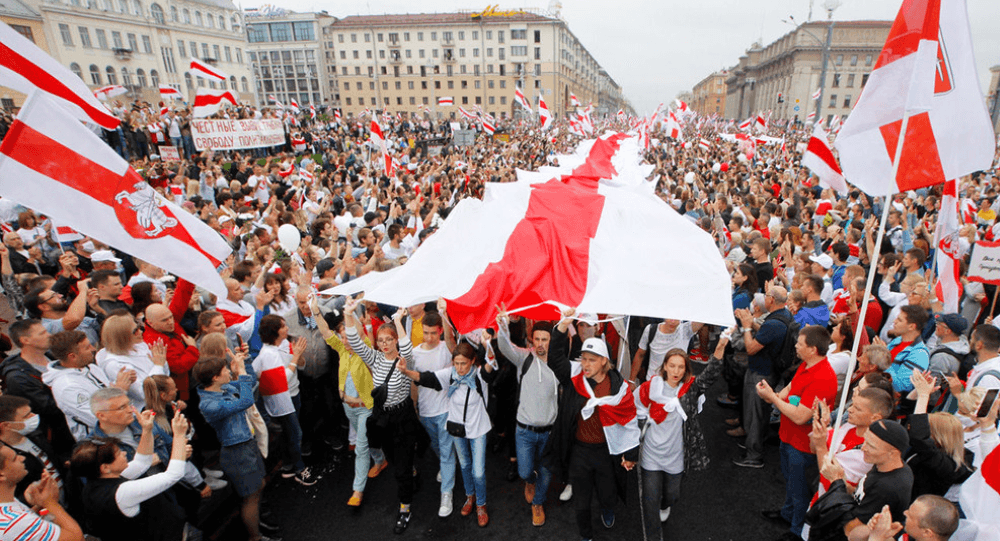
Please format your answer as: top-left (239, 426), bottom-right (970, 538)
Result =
top-left (142, 374), bottom-right (185, 434)
top-left (97, 314), bottom-right (169, 409)
top-left (908, 372), bottom-right (974, 501)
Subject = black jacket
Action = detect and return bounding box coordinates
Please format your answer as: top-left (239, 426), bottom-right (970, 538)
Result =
top-left (0, 354), bottom-right (74, 457)
top-left (542, 327), bottom-right (638, 500)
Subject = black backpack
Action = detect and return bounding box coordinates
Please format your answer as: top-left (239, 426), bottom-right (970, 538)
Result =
top-left (767, 311), bottom-right (801, 381)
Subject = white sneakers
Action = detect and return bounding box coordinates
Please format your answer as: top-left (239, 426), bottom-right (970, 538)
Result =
top-left (438, 492), bottom-right (453, 518)
top-left (660, 507), bottom-right (671, 523)
top-left (559, 484), bottom-right (573, 502)
top-left (437, 470), bottom-right (442, 483)
top-left (205, 477), bottom-right (228, 491)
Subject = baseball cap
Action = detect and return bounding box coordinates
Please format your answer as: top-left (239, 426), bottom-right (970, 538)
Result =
top-left (91, 250), bottom-right (121, 263)
top-left (725, 247), bottom-right (747, 263)
top-left (315, 258), bottom-right (337, 277)
top-left (576, 313), bottom-right (599, 326)
top-left (581, 338), bottom-right (609, 359)
top-left (809, 253), bottom-right (834, 270)
top-left (935, 313), bottom-right (968, 335)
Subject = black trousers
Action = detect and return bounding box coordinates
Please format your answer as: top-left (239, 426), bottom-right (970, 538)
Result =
top-left (368, 399), bottom-right (420, 505)
top-left (569, 441), bottom-right (618, 540)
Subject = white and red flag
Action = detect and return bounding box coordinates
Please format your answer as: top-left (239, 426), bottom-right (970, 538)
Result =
top-left (309, 104), bottom-right (316, 120)
top-left (288, 98), bottom-right (300, 114)
top-left (52, 221), bottom-right (84, 243)
top-left (190, 57), bottom-right (226, 81)
top-left (802, 123), bottom-right (848, 194)
top-left (959, 444), bottom-right (1000, 537)
top-left (514, 88), bottom-right (531, 111)
top-left (538, 95), bottom-right (552, 129)
top-left (290, 134), bottom-right (306, 153)
top-left (159, 106), bottom-right (169, 117)
top-left (570, 93), bottom-right (581, 107)
top-left (159, 85), bottom-right (182, 100)
top-left (369, 120), bottom-right (392, 178)
top-left (738, 118), bottom-right (752, 131)
top-left (570, 360), bottom-right (639, 455)
top-left (192, 88), bottom-right (237, 118)
top-left (806, 111), bottom-right (817, 123)
top-left (333, 109), bottom-right (342, 122)
top-left (267, 94), bottom-right (284, 109)
top-left (834, 0), bottom-right (995, 196)
top-left (0, 92), bottom-right (231, 296)
top-left (934, 179), bottom-right (963, 311)
top-left (481, 114), bottom-right (495, 135)
top-left (698, 138), bottom-right (712, 150)
top-left (674, 99), bottom-right (689, 113)
top-left (327, 133), bottom-right (736, 333)
top-left (421, 105), bottom-right (431, 115)
top-left (0, 22), bottom-right (119, 129)
top-left (458, 106), bottom-right (476, 121)
top-left (812, 87), bottom-right (822, 100)
top-left (438, 96), bottom-right (453, 106)
top-left (93, 85), bottom-right (127, 101)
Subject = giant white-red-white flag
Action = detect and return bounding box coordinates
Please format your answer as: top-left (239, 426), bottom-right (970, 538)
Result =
top-left (934, 179), bottom-right (963, 311)
top-left (538, 96), bottom-right (552, 129)
top-left (189, 57), bottom-right (226, 82)
top-left (192, 88), bottom-right (238, 118)
top-left (369, 119), bottom-right (392, 178)
top-left (959, 444), bottom-right (1000, 538)
top-left (0, 92), bottom-right (231, 296)
top-left (802, 124), bottom-right (848, 194)
top-left (327, 133), bottom-right (735, 333)
top-left (0, 22), bottom-right (119, 129)
top-left (834, 0), bottom-right (995, 196)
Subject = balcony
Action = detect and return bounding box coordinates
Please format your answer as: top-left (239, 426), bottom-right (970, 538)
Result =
top-left (441, 36), bottom-right (453, 45)
top-left (387, 40), bottom-right (401, 48)
top-left (388, 52), bottom-right (402, 64)
top-left (442, 50), bottom-right (455, 63)
top-left (113, 47), bottom-right (132, 60)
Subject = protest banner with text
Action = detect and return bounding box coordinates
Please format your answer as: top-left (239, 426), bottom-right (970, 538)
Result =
top-left (191, 118), bottom-right (285, 151)
top-left (967, 240), bottom-right (1000, 284)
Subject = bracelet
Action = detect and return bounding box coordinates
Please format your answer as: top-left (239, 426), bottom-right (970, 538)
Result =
top-left (741, 327), bottom-right (751, 333)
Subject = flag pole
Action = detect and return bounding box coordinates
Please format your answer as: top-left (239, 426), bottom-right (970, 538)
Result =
top-left (831, 113), bottom-right (912, 437)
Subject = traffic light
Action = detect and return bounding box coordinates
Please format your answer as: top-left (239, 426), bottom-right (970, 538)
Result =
top-left (777, 92), bottom-right (784, 103)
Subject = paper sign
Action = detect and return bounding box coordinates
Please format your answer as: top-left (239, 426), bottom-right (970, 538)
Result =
top-left (159, 145), bottom-right (180, 161)
top-left (967, 240), bottom-right (1000, 284)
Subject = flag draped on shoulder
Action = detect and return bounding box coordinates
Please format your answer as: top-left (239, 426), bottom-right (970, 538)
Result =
top-left (190, 57), bottom-right (226, 81)
top-left (0, 92), bottom-right (231, 296)
top-left (834, 0), bottom-right (995, 196)
top-left (369, 119), bottom-right (391, 178)
top-left (802, 124), bottom-right (848, 194)
top-left (0, 22), bottom-right (119, 129)
top-left (192, 88), bottom-right (238, 118)
top-left (934, 179), bottom-right (963, 311)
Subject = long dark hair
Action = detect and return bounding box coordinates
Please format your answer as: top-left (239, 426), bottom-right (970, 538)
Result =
top-left (736, 262), bottom-right (758, 294)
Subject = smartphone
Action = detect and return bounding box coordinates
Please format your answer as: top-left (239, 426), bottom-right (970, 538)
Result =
top-left (977, 388), bottom-right (999, 418)
top-left (236, 334), bottom-right (245, 349)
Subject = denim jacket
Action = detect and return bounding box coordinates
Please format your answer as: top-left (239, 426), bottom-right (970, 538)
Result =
top-left (197, 374), bottom-right (256, 447)
top-left (92, 420), bottom-right (172, 465)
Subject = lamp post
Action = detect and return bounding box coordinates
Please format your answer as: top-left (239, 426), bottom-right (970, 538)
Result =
top-left (813, 0), bottom-right (840, 125)
top-left (426, 60), bottom-right (436, 121)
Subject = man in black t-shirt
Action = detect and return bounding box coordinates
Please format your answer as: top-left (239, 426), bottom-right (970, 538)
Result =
top-left (822, 419), bottom-right (913, 540)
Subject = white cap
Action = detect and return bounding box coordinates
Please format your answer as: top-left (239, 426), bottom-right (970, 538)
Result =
top-left (576, 313), bottom-right (599, 326)
top-left (809, 253), bottom-right (834, 270)
top-left (91, 250), bottom-right (121, 263)
top-left (581, 338), bottom-right (609, 359)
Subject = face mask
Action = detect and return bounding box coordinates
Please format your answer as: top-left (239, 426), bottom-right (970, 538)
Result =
top-left (16, 415), bottom-right (39, 435)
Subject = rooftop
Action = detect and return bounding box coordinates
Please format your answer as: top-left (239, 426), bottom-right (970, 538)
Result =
top-left (0, 0), bottom-right (40, 19)
top-left (329, 10), bottom-right (557, 28)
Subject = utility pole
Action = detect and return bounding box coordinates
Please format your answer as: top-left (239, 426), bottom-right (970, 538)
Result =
top-left (813, 0), bottom-right (841, 125)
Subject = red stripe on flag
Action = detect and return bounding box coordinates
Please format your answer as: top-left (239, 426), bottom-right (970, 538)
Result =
top-left (1, 121), bottom-right (221, 266)
top-left (0, 42), bottom-right (118, 129)
top-left (874, 0), bottom-right (941, 69)
top-left (879, 112), bottom-right (946, 191)
top-left (806, 135), bottom-right (843, 175)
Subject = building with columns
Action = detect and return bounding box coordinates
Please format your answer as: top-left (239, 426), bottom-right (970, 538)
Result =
top-left (691, 70), bottom-right (727, 116)
top-left (723, 20), bottom-right (891, 126)
top-left (324, 7), bottom-right (628, 121)
top-left (22, 0), bottom-right (254, 106)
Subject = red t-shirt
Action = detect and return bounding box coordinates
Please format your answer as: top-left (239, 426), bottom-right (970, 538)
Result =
top-left (779, 358), bottom-right (838, 454)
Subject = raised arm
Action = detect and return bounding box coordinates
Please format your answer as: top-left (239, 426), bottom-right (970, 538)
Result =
top-left (494, 302), bottom-right (529, 368)
top-left (438, 298), bottom-right (458, 353)
top-left (343, 297), bottom-right (377, 367)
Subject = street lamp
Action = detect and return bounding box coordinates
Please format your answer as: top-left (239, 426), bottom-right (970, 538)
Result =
top-left (813, 0), bottom-right (841, 125)
top-left (425, 60), bottom-right (436, 121)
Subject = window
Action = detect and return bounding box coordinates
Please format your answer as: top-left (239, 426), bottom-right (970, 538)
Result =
top-left (224, 46), bottom-right (232, 62)
top-left (832, 73), bottom-right (840, 87)
top-left (534, 30), bottom-right (541, 43)
top-left (177, 40), bottom-right (186, 57)
top-left (345, 97), bottom-right (352, 106)
top-left (486, 31), bottom-right (492, 39)
top-left (185, 72), bottom-right (193, 88)
top-left (111, 31), bottom-right (123, 49)
top-left (89, 64), bottom-right (100, 84)
top-left (135, 68), bottom-right (146, 87)
top-left (458, 31), bottom-right (464, 40)
top-left (236, 48), bottom-right (242, 64)
top-left (419, 49), bottom-right (425, 58)
top-left (433, 49), bottom-right (438, 58)
top-left (462, 96), bottom-right (468, 104)
top-left (835, 54), bottom-right (843, 65)
top-left (247, 25), bottom-right (268, 42)
top-left (865, 54), bottom-right (873, 66)
top-left (442, 31), bottom-right (452, 41)
top-left (499, 48), bottom-right (506, 60)
top-left (447, 80), bottom-right (454, 89)
top-left (534, 79), bottom-right (540, 88)
top-left (293, 22), bottom-right (314, 41)
top-left (534, 64), bottom-right (540, 76)
top-left (487, 47), bottom-right (492, 57)
top-left (474, 79), bottom-right (480, 89)
top-left (271, 22), bottom-right (291, 41)
top-left (161, 46), bottom-right (176, 73)
top-left (131, 0), bottom-right (140, 16)
top-left (212, 44), bottom-right (219, 60)
top-left (404, 32), bottom-right (410, 41)
top-left (70, 63), bottom-right (83, 79)
top-left (847, 73), bottom-right (855, 87)
top-left (364, 33), bottom-right (370, 42)
top-left (488, 79), bottom-right (494, 89)
top-left (461, 80), bottom-right (467, 89)
top-left (459, 48), bottom-right (465, 57)
top-left (219, 15), bottom-right (225, 29)
top-left (430, 31), bottom-right (436, 40)
top-left (121, 67), bottom-right (132, 86)
top-left (195, 11), bottom-right (202, 25)
top-left (105, 66), bottom-right (117, 85)
top-left (405, 49), bottom-right (411, 58)
top-left (231, 16), bottom-right (240, 33)
top-left (365, 50), bottom-right (371, 59)
top-left (511, 29), bottom-right (526, 40)
top-left (489, 96), bottom-right (495, 105)
top-left (150, 3), bottom-right (164, 24)
top-left (534, 47), bottom-right (540, 59)
top-left (189, 41), bottom-right (197, 58)
top-left (170, 6), bottom-right (177, 21)
top-left (127, 33), bottom-right (138, 52)
top-left (59, 24), bottom-right (73, 46)
top-left (376, 33), bottom-right (382, 42)
top-left (828, 94), bottom-right (837, 108)
top-left (78, 27), bottom-right (92, 48)
top-left (142, 35), bottom-right (152, 53)
top-left (350, 33), bottom-right (357, 42)
top-left (862, 73), bottom-right (870, 87)
top-left (242, 76), bottom-right (249, 93)
top-left (150, 70), bottom-right (159, 87)
top-left (94, 29), bottom-right (107, 49)
top-left (843, 95), bottom-right (852, 108)
top-left (201, 43), bottom-right (209, 58)
top-left (500, 96), bottom-right (506, 104)
top-left (850, 55), bottom-right (858, 66)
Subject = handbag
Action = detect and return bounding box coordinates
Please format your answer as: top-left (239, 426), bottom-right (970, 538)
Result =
top-left (245, 404), bottom-right (269, 459)
top-left (804, 479), bottom-right (856, 541)
top-left (370, 360), bottom-right (397, 417)
top-left (446, 386), bottom-right (471, 438)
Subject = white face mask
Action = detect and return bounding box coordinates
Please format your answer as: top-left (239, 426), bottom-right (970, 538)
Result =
top-left (16, 414), bottom-right (39, 435)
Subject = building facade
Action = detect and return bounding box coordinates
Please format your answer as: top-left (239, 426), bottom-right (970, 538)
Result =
top-left (1, 0), bottom-right (50, 110)
top-left (989, 65), bottom-right (1000, 137)
top-left (723, 20), bottom-right (891, 125)
top-left (245, 9), bottom-right (335, 108)
top-left (25, 0), bottom-right (253, 106)
top-left (691, 70), bottom-right (727, 117)
top-left (324, 8), bottom-right (628, 121)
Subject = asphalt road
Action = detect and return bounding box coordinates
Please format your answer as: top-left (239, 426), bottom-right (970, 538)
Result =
top-left (209, 372), bottom-right (797, 541)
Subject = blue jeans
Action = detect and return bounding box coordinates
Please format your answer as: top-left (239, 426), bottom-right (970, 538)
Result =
top-left (182, 135), bottom-right (195, 157)
top-left (419, 413), bottom-right (456, 494)
top-left (344, 403), bottom-right (381, 493)
top-left (779, 442), bottom-right (818, 536)
top-left (453, 433), bottom-right (488, 506)
top-left (274, 410), bottom-right (304, 473)
top-left (515, 425), bottom-right (552, 505)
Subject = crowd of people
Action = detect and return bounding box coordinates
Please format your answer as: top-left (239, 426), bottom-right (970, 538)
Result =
top-left (0, 97), bottom-right (998, 541)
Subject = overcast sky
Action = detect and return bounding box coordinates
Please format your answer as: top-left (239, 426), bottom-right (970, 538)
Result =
top-left (259, 0), bottom-right (999, 113)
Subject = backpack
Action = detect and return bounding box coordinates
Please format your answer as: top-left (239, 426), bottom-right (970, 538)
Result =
top-left (767, 311), bottom-right (801, 381)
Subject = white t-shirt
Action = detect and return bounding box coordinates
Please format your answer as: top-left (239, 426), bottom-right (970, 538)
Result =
top-left (428, 367), bottom-right (492, 440)
top-left (412, 342), bottom-right (452, 418)
top-left (968, 356), bottom-right (1000, 390)
top-left (638, 322), bottom-right (694, 380)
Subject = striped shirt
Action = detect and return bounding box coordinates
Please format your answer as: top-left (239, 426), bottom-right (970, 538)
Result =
top-left (0, 501), bottom-right (60, 541)
top-left (346, 327), bottom-right (413, 408)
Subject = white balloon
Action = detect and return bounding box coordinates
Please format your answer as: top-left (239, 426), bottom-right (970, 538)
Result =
top-left (712, 163), bottom-right (721, 173)
top-left (277, 224), bottom-right (301, 253)
top-left (684, 171), bottom-right (696, 184)
top-left (738, 153), bottom-right (748, 163)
